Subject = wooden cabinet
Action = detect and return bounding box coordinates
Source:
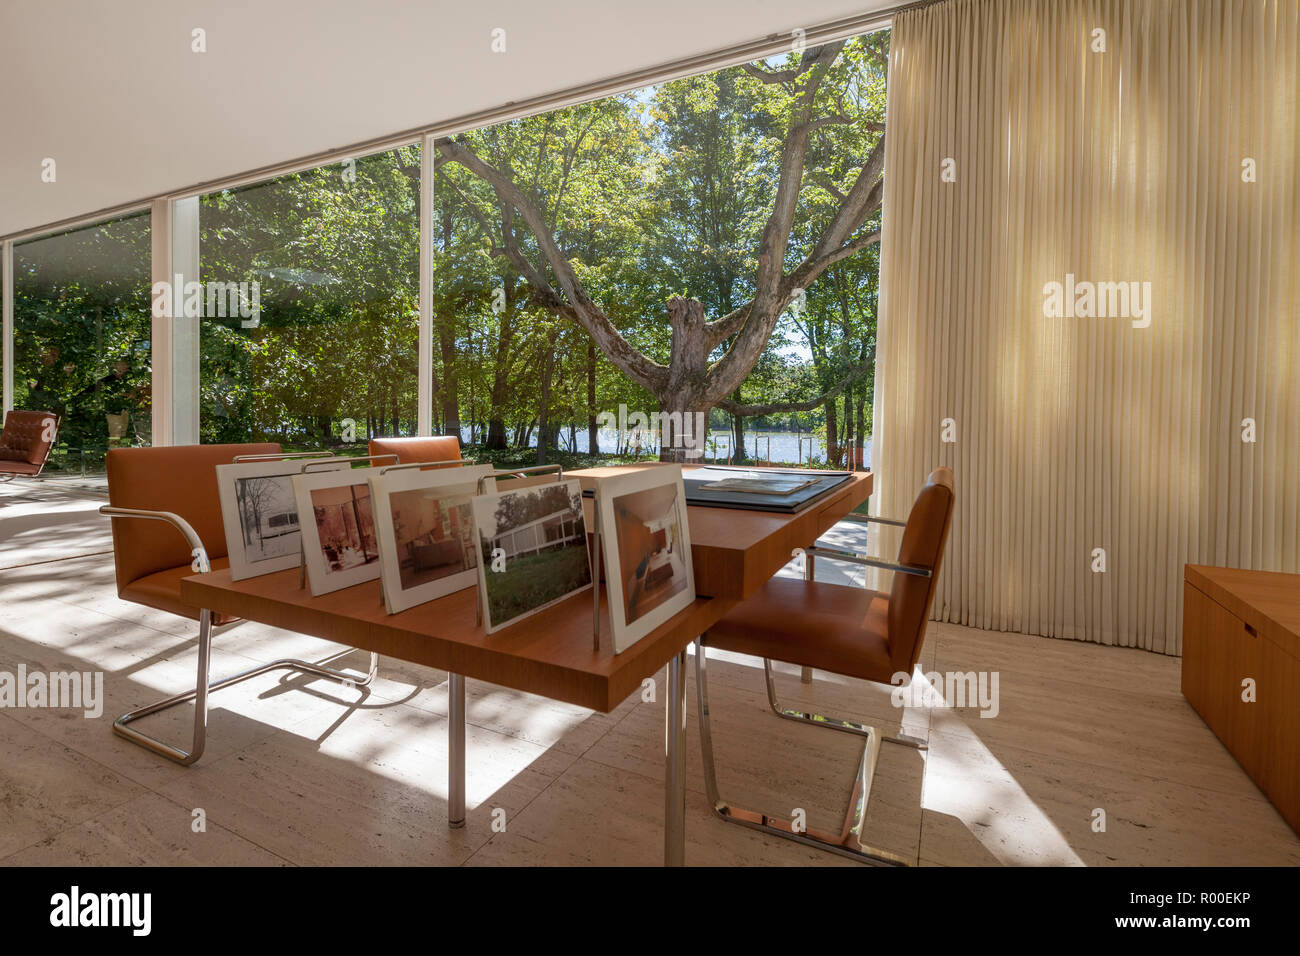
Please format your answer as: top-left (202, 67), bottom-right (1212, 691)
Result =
top-left (1183, 566), bottom-right (1300, 834)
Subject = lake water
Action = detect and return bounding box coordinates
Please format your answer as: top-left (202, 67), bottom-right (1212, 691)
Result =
top-left (460, 427), bottom-right (872, 468)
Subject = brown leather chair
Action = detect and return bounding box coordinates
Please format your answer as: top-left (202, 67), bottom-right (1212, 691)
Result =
top-left (102, 443), bottom-right (377, 765)
top-left (695, 466), bottom-right (955, 865)
top-left (368, 435), bottom-right (462, 467)
top-left (0, 410), bottom-right (59, 480)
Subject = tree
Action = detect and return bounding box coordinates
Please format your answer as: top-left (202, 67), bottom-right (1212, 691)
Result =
top-left (434, 36), bottom-right (887, 457)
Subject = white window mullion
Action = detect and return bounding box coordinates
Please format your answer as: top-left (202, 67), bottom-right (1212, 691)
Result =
top-left (2, 239), bottom-right (12, 415)
top-left (418, 133), bottom-right (435, 437)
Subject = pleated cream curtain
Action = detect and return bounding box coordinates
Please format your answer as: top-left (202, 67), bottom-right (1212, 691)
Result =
top-left (873, 0), bottom-right (1300, 654)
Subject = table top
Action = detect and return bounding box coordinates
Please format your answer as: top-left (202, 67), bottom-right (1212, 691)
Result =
top-left (182, 468), bottom-right (873, 712)
top-left (1185, 565), bottom-right (1300, 651)
top-left (571, 467), bottom-right (872, 600)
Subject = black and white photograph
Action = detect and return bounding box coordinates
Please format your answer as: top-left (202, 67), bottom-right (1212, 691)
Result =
top-left (216, 458), bottom-right (350, 581)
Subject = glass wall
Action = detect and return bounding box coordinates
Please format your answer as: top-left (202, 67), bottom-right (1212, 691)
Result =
top-left (12, 211), bottom-right (153, 468)
top-left (432, 29), bottom-right (888, 466)
top-left (198, 145), bottom-right (420, 446)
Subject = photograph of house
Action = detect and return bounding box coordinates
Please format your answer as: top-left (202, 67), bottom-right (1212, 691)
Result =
top-left (472, 479), bottom-right (591, 631)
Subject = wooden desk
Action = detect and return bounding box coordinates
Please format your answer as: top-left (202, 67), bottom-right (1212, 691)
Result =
top-left (1183, 565), bottom-right (1300, 834)
top-left (182, 469), bottom-right (872, 865)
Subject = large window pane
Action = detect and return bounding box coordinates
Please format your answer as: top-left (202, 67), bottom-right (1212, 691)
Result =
top-left (198, 146), bottom-right (420, 446)
top-left (12, 211), bottom-right (153, 471)
top-left (432, 30), bottom-right (888, 467)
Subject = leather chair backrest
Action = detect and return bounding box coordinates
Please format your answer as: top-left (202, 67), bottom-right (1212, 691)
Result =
top-left (368, 435), bottom-right (461, 467)
top-left (0, 410), bottom-right (59, 465)
top-left (885, 467), bottom-right (955, 674)
top-left (105, 443), bottom-right (279, 588)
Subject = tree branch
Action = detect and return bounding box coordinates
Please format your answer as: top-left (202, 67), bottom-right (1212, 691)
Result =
top-left (716, 346), bottom-right (874, 417)
top-left (435, 135), bottom-right (668, 393)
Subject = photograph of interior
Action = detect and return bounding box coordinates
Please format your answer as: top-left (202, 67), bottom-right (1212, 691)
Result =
top-left (0, 0), bottom-right (1297, 882)
top-left (611, 484), bottom-right (689, 624)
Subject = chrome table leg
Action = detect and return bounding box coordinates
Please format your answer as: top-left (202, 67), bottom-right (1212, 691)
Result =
top-left (448, 672), bottom-right (466, 828)
top-left (664, 648), bottom-right (687, 866)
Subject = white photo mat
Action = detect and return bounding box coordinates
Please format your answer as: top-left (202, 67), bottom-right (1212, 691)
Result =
top-left (595, 464), bottom-right (696, 654)
top-left (368, 463), bottom-right (494, 614)
top-left (216, 458), bottom-right (350, 581)
top-left (292, 467), bottom-right (383, 596)
top-left (471, 478), bottom-right (593, 634)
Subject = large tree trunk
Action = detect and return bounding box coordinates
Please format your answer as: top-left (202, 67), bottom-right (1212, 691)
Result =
top-left (825, 399), bottom-right (839, 467)
top-left (586, 341), bottom-right (599, 455)
top-left (657, 396), bottom-right (713, 463)
top-left (439, 323), bottom-right (460, 438)
top-left (485, 282), bottom-right (516, 450)
top-left (730, 387), bottom-right (747, 464)
top-left (536, 345), bottom-right (555, 465)
top-left (856, 383), bottom-right (867, 469)
top-left (843, 388), bottom-right (856, 469)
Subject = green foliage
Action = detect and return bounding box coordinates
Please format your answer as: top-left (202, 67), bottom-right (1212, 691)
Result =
top-left (12, 34), bottom-right (888, 469)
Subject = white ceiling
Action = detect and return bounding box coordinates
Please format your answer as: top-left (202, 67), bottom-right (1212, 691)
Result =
top-left (0, 0), bottom-right (890, 238)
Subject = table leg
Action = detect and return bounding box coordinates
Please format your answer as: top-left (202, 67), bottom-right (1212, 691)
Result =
top-left (664, 648), bottom-right (687, 866)
top-left (449, 672), bottom-right (466, 828)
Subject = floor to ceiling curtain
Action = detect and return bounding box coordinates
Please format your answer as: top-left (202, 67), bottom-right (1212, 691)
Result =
top-left (873, 0), bottom-right (1299, 654)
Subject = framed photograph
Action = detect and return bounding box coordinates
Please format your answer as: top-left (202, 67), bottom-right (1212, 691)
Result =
top-left (368, 463), bottom-right (494, 614)
top-left (216, 458), bottom-right (350, 581)
top-left (292, 467), bottom-right (383, 596)
top-left (471, 478), bottom-right (593, 634)
top-left (597, 464), bottom-right (695, 653)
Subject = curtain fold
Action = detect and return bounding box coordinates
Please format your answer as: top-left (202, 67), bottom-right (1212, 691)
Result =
top-left (875, 0), bottom-right (1299, 654)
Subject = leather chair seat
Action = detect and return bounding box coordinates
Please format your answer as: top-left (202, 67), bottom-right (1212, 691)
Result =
top-left (705, 577), bottom-right (895, 683)
top-left (120, 557), bottom-right (239, 625)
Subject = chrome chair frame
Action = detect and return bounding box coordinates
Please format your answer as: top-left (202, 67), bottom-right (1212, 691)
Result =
top-left (694, 517), bottom-right (931, 866)
top-left (102, 506), bottom-right (378, 766)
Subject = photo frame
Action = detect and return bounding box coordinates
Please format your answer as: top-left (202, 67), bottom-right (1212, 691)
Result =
top-left (216, 458), bottom-right (350, 581)
top-left (471, 478), bottom-right (593, 634)
top-left (596, 464), bottom-right (695, 654)
top-left (292, 466), bottom-right (383, 596)
top-left (368, 463), bottom-right (494, 614)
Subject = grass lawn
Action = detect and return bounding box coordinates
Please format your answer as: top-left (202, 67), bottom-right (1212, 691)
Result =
top-left (484, 543), bottom-right (591, 625)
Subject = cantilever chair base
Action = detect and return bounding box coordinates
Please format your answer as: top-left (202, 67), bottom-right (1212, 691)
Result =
top-left (114, 608), bottom-right (379, 766)
top-left (695, 641), bottom-right (917, 866)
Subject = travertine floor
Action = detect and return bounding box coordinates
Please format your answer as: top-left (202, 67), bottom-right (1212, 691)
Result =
top-left (1, 479), bottom-right (1296, 866)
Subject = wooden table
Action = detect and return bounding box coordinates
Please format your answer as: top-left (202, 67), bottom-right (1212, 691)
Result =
top-left (182, 468), bottom-right (872, 865)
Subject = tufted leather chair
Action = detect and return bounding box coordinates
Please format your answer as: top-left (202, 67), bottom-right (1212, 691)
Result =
top-left (695, 467), bottom-right (955, 865)
top-left (0, 410), bottom-right (60, 479)
top-left (368, 435), bottom-right (462, 467)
